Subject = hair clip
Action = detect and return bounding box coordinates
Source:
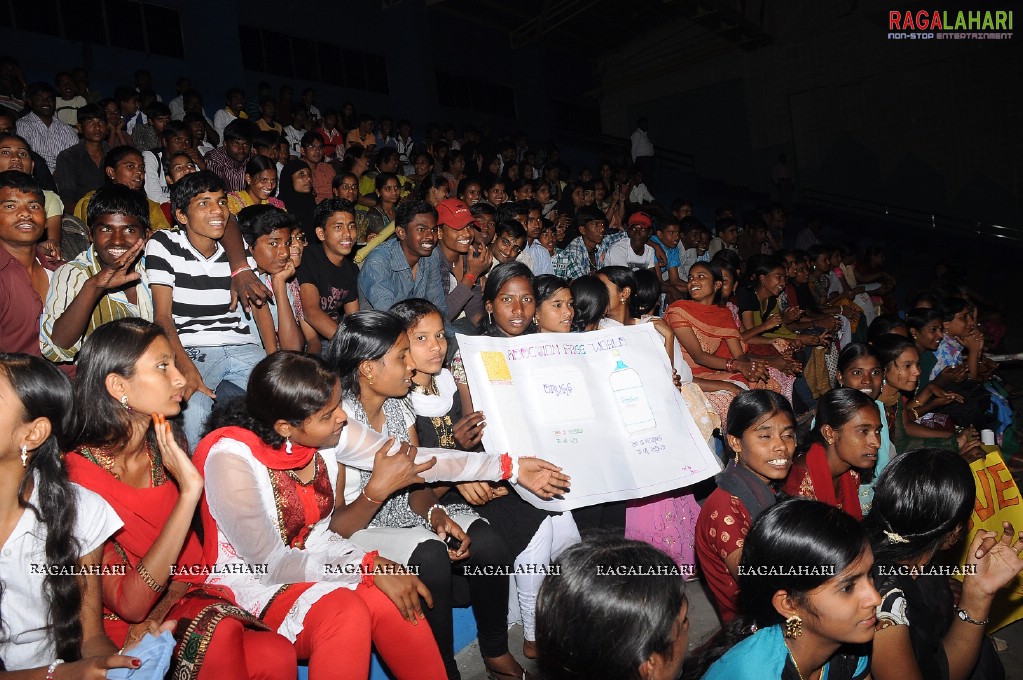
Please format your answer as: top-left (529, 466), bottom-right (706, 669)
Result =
top-left (883, 530), bottom-right (909, 544)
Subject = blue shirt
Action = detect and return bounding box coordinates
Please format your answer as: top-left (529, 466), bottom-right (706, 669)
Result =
top-left (650, 235), bottom-right (682, 268)
top-left (703, 624), bottom-right (869, 680)
top-left (358, 238), bottom-right (448, 318)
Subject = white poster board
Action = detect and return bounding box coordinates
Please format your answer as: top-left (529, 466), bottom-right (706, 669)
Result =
top-left (457, 324), bottom-right (722, 510)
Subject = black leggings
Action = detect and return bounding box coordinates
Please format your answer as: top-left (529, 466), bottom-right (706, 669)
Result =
top-left (408, 520), bottom-right (513, 680)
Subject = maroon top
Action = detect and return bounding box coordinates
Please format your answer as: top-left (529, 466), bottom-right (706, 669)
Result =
top-left (0, 247), bottom-right (56, 356)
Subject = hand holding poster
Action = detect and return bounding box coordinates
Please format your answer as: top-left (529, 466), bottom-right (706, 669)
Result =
top-left (457, 324), bottom-right (722, 510)
top-left (956, 446), bottom-right (1023, 632)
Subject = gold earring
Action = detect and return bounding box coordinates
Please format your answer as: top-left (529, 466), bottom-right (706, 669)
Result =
top-left (784, 615), bottom-right (803, 639)
top-left (367, 374), bottom-right (374, 385)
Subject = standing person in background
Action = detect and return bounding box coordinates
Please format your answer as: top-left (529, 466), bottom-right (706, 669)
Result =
top-left (772, 153), bottom-right (794, 213)
top-left (630, 117), bottom-right (655, 186)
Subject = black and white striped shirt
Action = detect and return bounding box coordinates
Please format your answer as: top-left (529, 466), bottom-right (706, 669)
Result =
top-left (145, 229), bottom-right (256, 348)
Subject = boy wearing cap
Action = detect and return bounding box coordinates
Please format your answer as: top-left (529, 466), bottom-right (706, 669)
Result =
top-left (604, 211), bottom-right (657, 271)
top-left (436, 197), bottom-right (488, 328)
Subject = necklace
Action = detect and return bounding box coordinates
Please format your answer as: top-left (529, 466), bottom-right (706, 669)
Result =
top-left (80, 441), bottom-right (166, 486)
top-left (783, 639), bottom-right (807, 680)
top-left (411, 375), bottom-right (438, 396)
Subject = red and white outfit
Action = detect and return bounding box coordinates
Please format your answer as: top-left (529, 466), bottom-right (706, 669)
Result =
top-left (193, 421), bottom-right (520, 680)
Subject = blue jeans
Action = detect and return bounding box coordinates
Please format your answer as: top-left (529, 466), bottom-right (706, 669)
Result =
top-left (181, 344), bottom-right (266, 449)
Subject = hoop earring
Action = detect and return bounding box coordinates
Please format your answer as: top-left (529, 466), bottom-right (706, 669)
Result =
top-left (784, 615), bottom-right (803, 639)
top-left (285, 437), bottom-right (293, 455)
top-left (20, 444), bottom-right (28, 467)
top-left (120, 395), bottom-right (132, 412)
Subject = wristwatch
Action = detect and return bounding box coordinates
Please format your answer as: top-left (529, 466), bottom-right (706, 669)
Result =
top-left (955, 607), bottom-right (989, 626)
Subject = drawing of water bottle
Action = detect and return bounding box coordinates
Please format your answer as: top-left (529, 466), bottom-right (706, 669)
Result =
top-left (609, 350), bottom-right (656, 433)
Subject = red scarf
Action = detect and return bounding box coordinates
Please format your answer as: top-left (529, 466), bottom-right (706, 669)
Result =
top-left (66, 452), bottom-right (208, 584)
top-left (194, 426), bottom-right (316, 472)
top-left (191, 426), bottom-right (318, 565)
top-left (803, 443), bottom-right (863, 520)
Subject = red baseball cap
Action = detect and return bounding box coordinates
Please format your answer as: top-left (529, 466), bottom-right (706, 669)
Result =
top-left (627, 212), bottom-right (653, 229)
top-left (436, 198), bottom-right (475, 230)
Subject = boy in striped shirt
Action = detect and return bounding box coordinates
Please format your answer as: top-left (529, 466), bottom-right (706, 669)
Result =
top-left (40, 184), bottom-right (152, 365)
top-left (146, 170), bottom-right (265, 448)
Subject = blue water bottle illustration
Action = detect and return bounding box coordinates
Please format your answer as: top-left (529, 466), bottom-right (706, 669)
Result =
top-left (609, 350), bottom-right (656, 433)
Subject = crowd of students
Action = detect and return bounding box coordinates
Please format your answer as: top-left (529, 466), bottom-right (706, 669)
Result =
top-left (0, 62), bottom-right (1018, 680)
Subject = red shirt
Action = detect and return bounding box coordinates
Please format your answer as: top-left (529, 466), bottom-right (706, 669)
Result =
top-left (0, 247), bottom-right (55, 356)
top-left (316, 128), bottom-right (344, 159)
top-left (695, 488), bottom-right (751, 623)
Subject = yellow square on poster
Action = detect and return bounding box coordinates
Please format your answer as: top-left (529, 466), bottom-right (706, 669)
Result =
top-left (480, 351), bottom-right (512, 382)
top-left (956, 447), bottom-right (1023, 632)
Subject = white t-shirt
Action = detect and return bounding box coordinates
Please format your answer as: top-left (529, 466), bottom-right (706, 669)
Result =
top-left (603, 239), bottom-right (657, 271)
top-left (0, 477), bottom-right (122, 670)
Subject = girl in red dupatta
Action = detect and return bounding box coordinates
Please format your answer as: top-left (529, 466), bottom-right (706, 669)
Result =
top-left (66, 318), bottom-right (297, 679)
top-left (783, 388), bottom-right (883, 520)
top-left (664, 261), bottom-right (771, 422)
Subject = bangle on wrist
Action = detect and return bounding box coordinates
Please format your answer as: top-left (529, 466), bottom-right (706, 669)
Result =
top-left (136, 562), bottom-right (165, 593)
top-left (426, 504), bottom-right (446, 530)
top-left (956, 607), bottom-right (989, 626)
top-left (360, 550), bottom-right (379, 588)
top-left (724, 358), bottom-right (735, 373)
top-left (463, 272), bottom-right (477, 285)
top-left (46, 660), bottom-right (64, 680)
top-left (230, 265), bottom-right (253, 278)
top-left (362, 488), bottom-right (383, 504)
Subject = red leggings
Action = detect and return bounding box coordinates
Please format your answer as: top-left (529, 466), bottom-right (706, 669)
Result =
top-left (288, 585), bottom-right (447, 680)
top-left (198, 617), bottom-right (298, 679)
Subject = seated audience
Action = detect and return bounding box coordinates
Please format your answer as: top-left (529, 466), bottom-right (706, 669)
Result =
top-left (695, 389), bottom-right (796, 622)
top-left (0, 171), bottom-right (56, 357)
top-left (67, 319), bottom-right (298, 678)
top-left (359, 200), bottom-right (447, 315)
top-left (536, 537), bottom-right (689, 680)
top-left (205, 118), bottom-right (253, 192)
top-left (227, 155), bottom-right (283, 214)
top-left (692, 499), bottom-right (879, 680)
top-left (297, 198), bottom-right (361, 342)
top-left (145, 170), bottom-right (266, 446)
top-left (867, 448), bottom-right (1022, 680)
top-left (16, 81), bottom-right (79, 173)
top-left (237, 204), bottom-right (303, 352)
top-left (54, 103), bottom-right (109, 211)
top-left (0, 353), bottom-right (148, 675)
top-left (0, 132), bottom-right (64, 257)
top-left (41, 184), bottom-right (151, 364)
top-left (74, 146), bottom-right (172, 232)
top-left (783, 387), bottom-right (881, 518)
